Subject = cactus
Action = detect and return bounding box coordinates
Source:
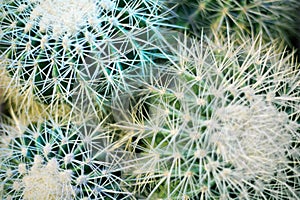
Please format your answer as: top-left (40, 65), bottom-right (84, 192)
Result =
top-left (0, 1), bottom-right (299, 199)
top-left (114, 34), bottom-right (300, 199)
top-left (0, 64), bottom-right (74, 122)
top-left (0, 113), bottom-right (133, 199)
top-left (0, 0), bottom-right (171, 116)
top-left (165, 0), bottom-right (300, 46)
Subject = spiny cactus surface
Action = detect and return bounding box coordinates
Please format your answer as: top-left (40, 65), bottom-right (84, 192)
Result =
top-left (166, 0), bottom-right (300, 46)
top-left (113, 34), bottom-right (300, 199)
top-left (0, 115), bottom-right (133, 199)
top-left (0, 0), bottom-right (170, 116)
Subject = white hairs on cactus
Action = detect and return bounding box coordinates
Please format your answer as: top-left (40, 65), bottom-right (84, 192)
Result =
top-left (0, 114), bottom-right (133, 199)
top-left (29, 0), bottom-right (100, 37)
top-left (115, 34), bottom-right (300, 199)
top-left (21, 156), bottom-right (74, 199)
top-left (212, 102), bottom-right (290, 177)
top-left (0, 0), bottom-right (170, 116)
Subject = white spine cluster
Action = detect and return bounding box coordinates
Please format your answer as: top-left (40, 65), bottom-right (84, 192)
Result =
top-left (100, 0), bottom-right (116, 11)
top-left (30, 0), bottom-right (98, 36)
top-left (22, 157), bottom-right (74, 200)
top-left (212, 100), bottom-right (291, 180)
top-left (115, 34), bottom-right (300, 199)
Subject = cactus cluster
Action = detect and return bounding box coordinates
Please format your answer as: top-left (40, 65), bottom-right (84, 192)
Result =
top-left (0, 0), bottom-right (299, 199)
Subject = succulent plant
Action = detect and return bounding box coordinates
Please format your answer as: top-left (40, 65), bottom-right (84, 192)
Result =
top-left (165, 0), bottom-right (300, 46)
top-left (0, 1), bottom-right (299, 199)
top-left (0, 113), bottom-right (133, 199)
top-left (114, 34), bottom-right (300, 199)
top-left (0, 0), bottom-right (171, 116)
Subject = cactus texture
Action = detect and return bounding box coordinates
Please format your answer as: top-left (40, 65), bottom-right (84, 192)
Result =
top-left (113, 34), bottom-right (300, 199)
top-left (0, 0), bottom-right (170, 116)
top-left (0, 114), bottom-right (132, 199)
top-left (166, 0), bottom-right (300, 45)
top-left (0, 0), bottom-right (299, 199)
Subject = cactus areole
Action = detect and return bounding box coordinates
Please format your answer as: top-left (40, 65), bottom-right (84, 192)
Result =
top-left (0, 0), bottom-right (164, 104)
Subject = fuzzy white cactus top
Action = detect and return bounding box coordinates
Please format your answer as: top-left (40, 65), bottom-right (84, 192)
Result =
top-left (21, 156), bottom-right (74, 200)
top-left (28, 0), bottom-right (100, 37)
top-left (212, 101), bottom-right (291, 181)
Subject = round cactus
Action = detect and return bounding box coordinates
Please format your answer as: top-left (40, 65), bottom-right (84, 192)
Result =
top-left (0, 0), bottom-right (170, 116)
top-left (165, 0), bottom-right (300, 46)
top-left (0, 114), bottom-right (133, 199)
top-left (114, 34), bottom-right (300, 199)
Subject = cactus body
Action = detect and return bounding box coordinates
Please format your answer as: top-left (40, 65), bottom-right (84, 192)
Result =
top-left (0, 0), bottom-right (170, 116)
top-left (166, 0), bottom-right (300, 46)
top-left (0, 115), bottom-right (132, 199)
top-left (116, 34), bottom-right (300, 199)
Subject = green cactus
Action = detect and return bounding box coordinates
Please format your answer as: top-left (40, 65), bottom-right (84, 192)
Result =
top-left (165, 0), bottom-right (300, 46)
top-left (0, 1), bottom-right (299, 199)
top-left (0, 113), bottom-right (133, 199)
top-left (113, 34), bottom-right (300, 199)
top-left (0, 0), bottom-right (171, 117)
